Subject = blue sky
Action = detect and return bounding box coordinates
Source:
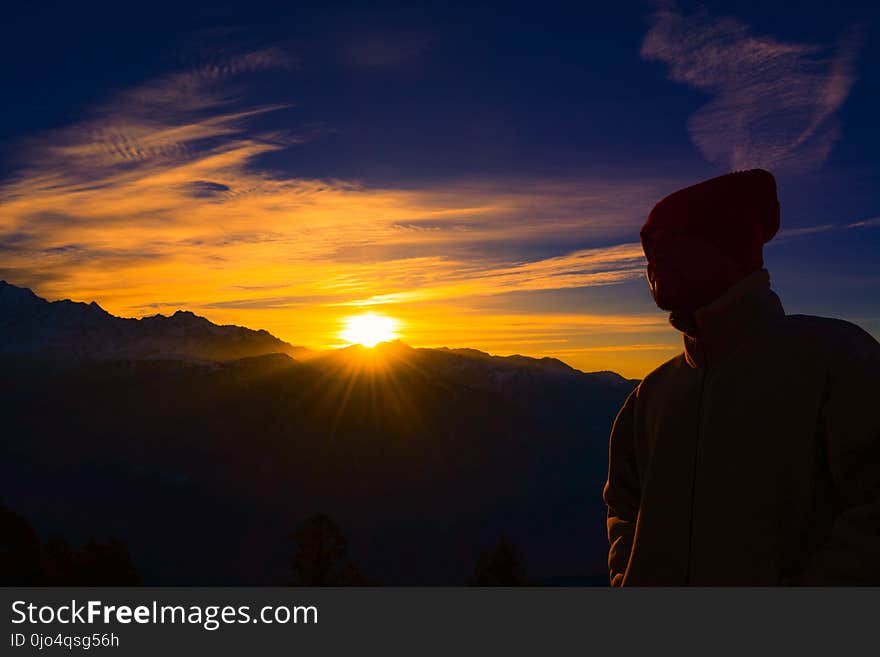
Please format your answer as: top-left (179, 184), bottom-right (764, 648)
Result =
top-left (0, 0), bottom-right (877, 376)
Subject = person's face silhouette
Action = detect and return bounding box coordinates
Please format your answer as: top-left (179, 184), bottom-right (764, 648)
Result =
top-left (644, 228), bottom-right (747, 313)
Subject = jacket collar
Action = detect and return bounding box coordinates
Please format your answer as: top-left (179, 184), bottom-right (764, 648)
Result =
top-left (669, 269), bottom-right (785, 369)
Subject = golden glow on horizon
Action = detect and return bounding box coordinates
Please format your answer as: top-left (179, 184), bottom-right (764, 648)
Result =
top-left (340, 312), bottom-right (400, 348)
top-left (0, 50), bottom-right (685, 378)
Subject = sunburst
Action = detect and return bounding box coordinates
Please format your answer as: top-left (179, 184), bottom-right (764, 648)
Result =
top-left (339, 312), bottom-right (400, 347)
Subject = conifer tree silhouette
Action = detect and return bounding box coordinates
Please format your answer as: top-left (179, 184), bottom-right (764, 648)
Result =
top-left (0, 505), bottom-right (140, 585)
top-left (467, 536), bottom-right (528, 586)
top-left (0, 505), bottom-right (46, 584)
top-left (289, 514), bottom-right (370, 585)
top-left (76, 537), bottom-right (141, 586)
top-left (43, 535), bottom-right (77, 585)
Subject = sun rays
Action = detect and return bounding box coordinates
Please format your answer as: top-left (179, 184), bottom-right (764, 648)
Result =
top-left (0, 46), bottom-right (679, 378)
top-left (339, 312), bottom-right (400, 347)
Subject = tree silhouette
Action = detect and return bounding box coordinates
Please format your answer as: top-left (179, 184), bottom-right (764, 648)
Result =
top-left (0, 504), bottom-right (139, 585)
top-left (289, 514), bottom-right (370, 585)
top-left (43, 535), bottom-right (77, 585)
top-left (76, 537), bottom-right (140, 586)
top-left (0, 505), bottom-right (47, 584)
top-left (467, 536), bottom-right (528, 586)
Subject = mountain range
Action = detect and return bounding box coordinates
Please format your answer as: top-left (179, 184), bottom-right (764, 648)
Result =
top-left (0, 281), bottom-right (639, 585)
top-left (0, 280), bottom-right (310, 362)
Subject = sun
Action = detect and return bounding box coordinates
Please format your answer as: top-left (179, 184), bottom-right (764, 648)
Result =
top-left (340, 312), bottom-right (400, 348)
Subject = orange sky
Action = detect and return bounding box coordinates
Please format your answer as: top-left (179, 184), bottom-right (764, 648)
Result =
top-left (0, 51), bottom-right (684, 378)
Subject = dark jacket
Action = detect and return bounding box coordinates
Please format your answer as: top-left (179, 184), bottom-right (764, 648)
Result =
top-left (603, 269), bottom-right (880, 585)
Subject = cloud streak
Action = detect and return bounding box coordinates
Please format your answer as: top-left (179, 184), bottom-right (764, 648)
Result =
top-left (642, 2), bottom-right (864, 172)
top-left (0, 46), bottom-right (677, 376)
top-left (0, 49), bottom-right (660, 308)
top-left (775, 215), bottom-right (880, 240)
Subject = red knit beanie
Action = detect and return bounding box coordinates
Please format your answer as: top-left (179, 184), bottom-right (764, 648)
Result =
top-left (640, 169), bottom-right (780, 273)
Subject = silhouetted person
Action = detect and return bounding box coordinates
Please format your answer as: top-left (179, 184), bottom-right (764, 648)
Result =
top-left (604, 170), bottom-right (880, 585)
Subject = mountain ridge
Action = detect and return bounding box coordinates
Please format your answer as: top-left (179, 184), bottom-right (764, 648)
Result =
top-left (0, 280), bottom-right (310, 362)
top-left (0, 280), bottom-right (635, 384)
top-left (0, 280), bottom-right (639, 585)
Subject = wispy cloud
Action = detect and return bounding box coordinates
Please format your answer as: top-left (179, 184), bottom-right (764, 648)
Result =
top-left (642, 1), bottom-right (864, 172)
top-left (847, 216), bottom-right (880, 229)
top-left (337, 243), bottom-right (646, 306)
top-left (0, 48), bottom-right (660, 309)
top-left (775, 215), bottom-right (880, 240)
top-left (0, 47), bottom-right (675, 376)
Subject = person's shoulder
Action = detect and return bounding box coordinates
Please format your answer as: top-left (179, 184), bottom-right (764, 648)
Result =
top-left (781, 314), bottom-right (879, 360)
top-left (634, 351), bottom-right (691, 398)
top-left (782, 314), bottom-right (878, 346)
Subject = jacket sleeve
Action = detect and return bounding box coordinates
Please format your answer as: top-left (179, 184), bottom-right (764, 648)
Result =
top-left (797, 329), bottom-right (880, 585)
top-left (603, 390), bottom-right (640, 587)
